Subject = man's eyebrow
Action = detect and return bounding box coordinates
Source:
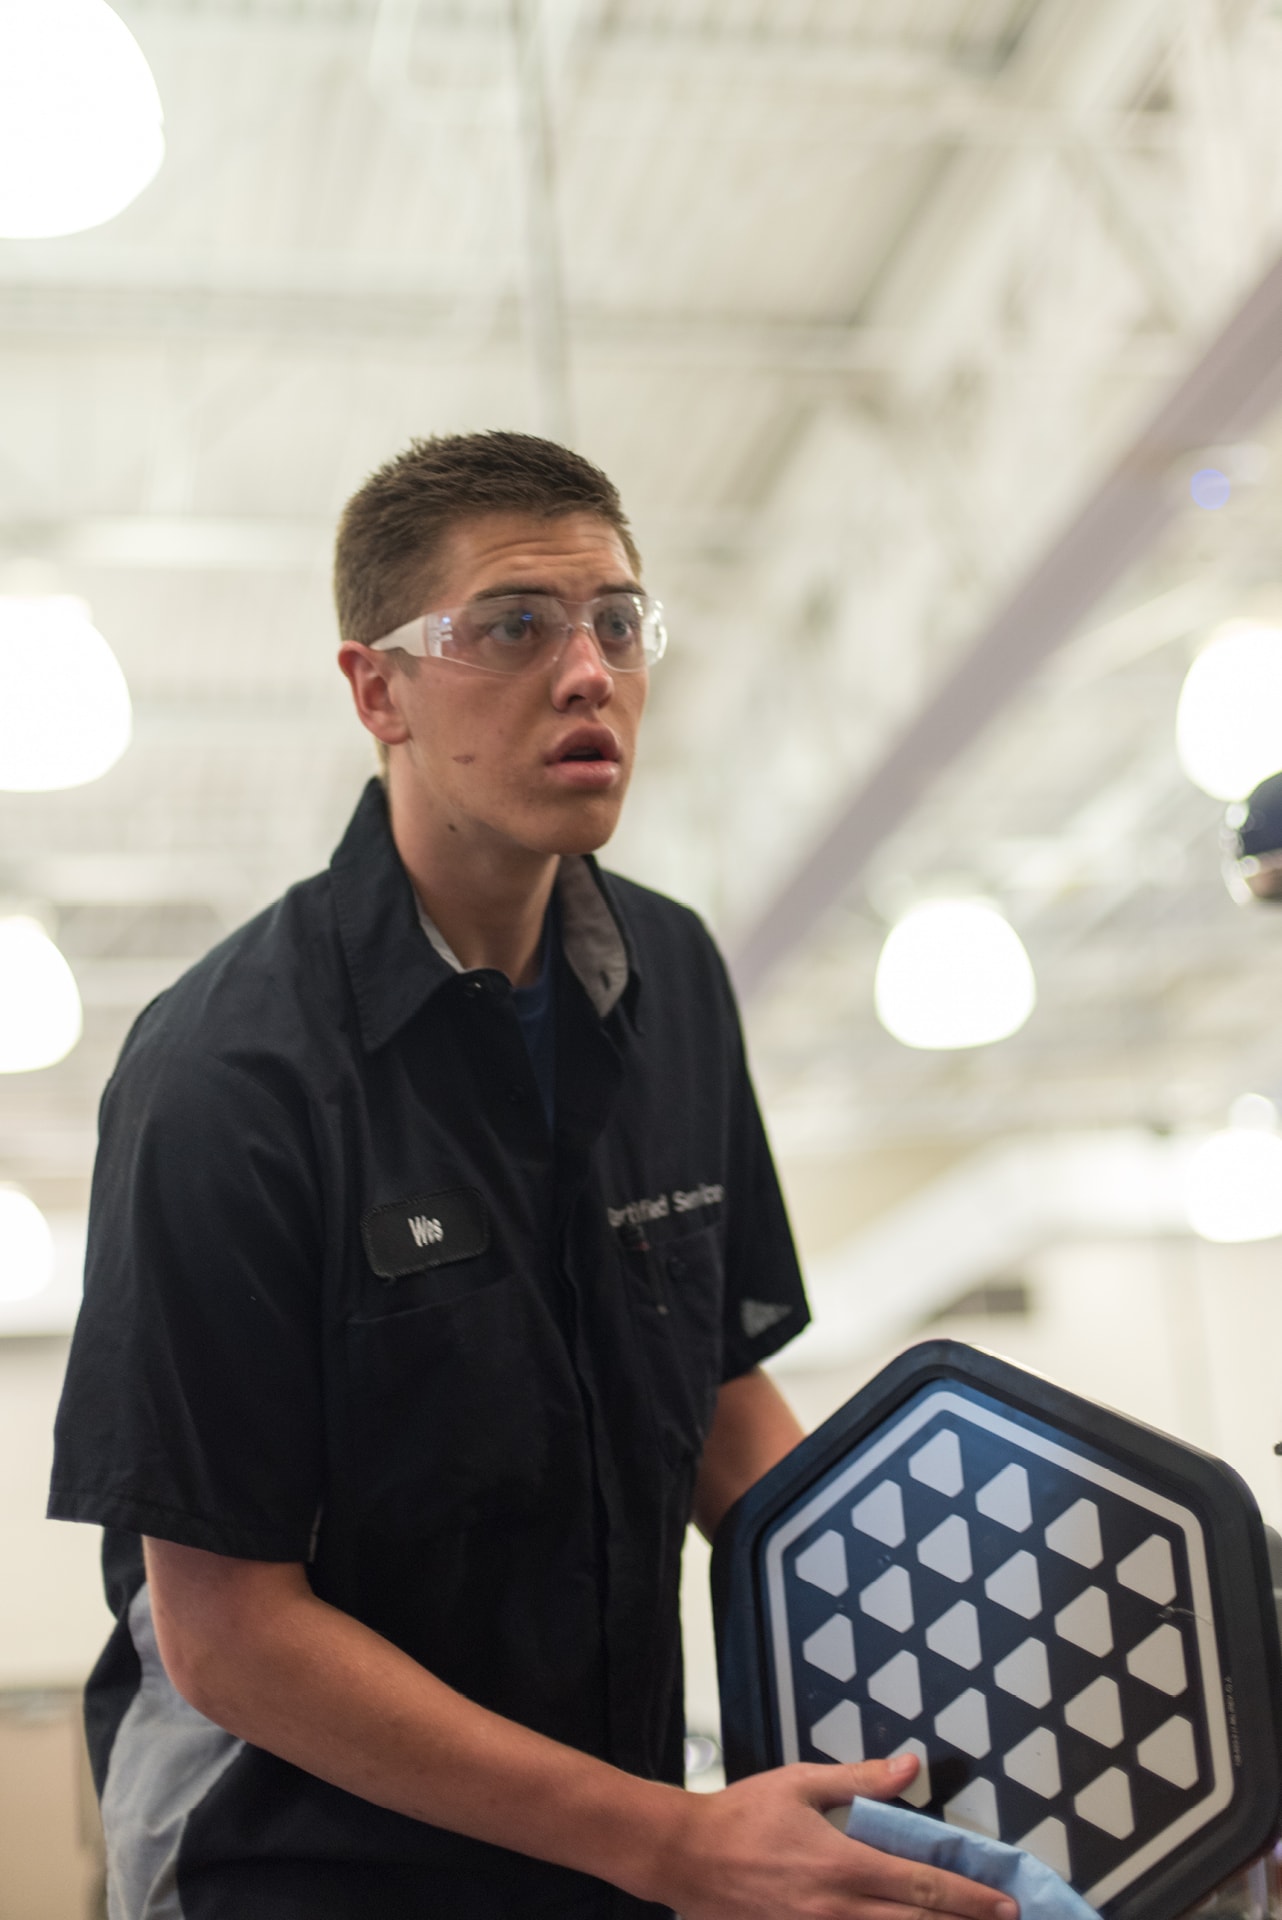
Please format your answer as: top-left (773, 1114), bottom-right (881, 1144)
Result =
top-left (464, 579), bottom-right (644, 603)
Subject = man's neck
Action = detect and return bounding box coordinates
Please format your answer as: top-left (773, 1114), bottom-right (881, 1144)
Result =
top-left (387, 783), bottom-right (559, 988)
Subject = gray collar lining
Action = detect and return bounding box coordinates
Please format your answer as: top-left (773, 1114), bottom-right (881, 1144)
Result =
top-left (415, 856), bottom-right (628, 1019)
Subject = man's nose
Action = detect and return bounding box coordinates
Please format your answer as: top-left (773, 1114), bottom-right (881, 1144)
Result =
top-left (550, 622), bottom-right (613, 706)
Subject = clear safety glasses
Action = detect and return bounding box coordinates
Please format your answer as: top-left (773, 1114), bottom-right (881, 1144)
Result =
top-left (368, 591), bottom-right (667, 677)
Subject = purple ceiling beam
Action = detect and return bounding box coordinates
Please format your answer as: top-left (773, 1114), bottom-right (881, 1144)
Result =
top-left (729, 247), bottom-right (1282, 999)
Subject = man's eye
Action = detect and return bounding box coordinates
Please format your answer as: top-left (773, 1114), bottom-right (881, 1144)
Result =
top-left (599, 609), bottom-right (640, 645)
top-left (487, 613), bottom-right (535, 645)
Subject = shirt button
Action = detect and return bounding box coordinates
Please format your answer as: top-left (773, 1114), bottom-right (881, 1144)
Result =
top-left (465, 978), bottom-right (486, 998)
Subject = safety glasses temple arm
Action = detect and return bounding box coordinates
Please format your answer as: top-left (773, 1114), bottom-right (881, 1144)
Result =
top-left (367, 616), bottom-right (430, 657)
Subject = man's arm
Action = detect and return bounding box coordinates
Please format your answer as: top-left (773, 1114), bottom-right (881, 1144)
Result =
top-left (691, 1365), bottom-right (805, 1540)
top-left (146, 1538), bottom-right (1016, 1920)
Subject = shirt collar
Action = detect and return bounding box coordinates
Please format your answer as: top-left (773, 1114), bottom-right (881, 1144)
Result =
top-left (416, 858), bottom-right (630, 1020)
top-left (416, 900), bottom-right (464, 973)
top-left (555, 853), bottom-right (630, 1018)
top-left (330, 778), bottom-right (637, 1052)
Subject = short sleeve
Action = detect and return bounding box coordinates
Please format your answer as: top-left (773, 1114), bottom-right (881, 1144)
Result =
top-left (49, 1030), bottom-right (325, 1561)
top-left (713, 962), bottom-right (810, 1382)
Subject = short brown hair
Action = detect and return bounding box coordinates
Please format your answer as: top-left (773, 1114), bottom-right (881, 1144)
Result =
top-left (333, 430), bottom-right (642, 646)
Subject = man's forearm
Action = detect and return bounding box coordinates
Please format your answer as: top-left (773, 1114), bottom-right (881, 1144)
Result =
top-left (145, 1540), bottom-right (1021, 1920)
top-left (692, 1367), bottom-right (805, 1540)
top-left (145, 1540), bottom-right (684, 1902)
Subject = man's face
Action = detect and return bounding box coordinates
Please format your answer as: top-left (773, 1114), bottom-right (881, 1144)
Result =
top-left (374, 510), bottom-right (648, 861)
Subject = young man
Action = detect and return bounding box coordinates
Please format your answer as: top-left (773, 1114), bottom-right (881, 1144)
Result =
top-left (50, 434), bottom-right (1017, 1920)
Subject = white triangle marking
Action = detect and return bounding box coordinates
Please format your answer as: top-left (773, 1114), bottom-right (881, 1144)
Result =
top-left (1054, 1585), bottom-right (1112, 1657)
top-left (802, 1613), bottom-right (856, 1683)
top-left (934, 1687), bottom-right (990, 1758)
top-left (909, 1429), bottom-right (964, 1497)
top-left (925, 1600), bottom-right (982, 1670)
top-left (976, 1462), bottom-right (1032, 1533)
top-left (993, 1636), bottom-right (1050, 1708)
top-left (985, 1550), bottom-right (1041, 1619)
top-left (810, 1699), bottom-right (864, 1763)
top-left (1003, 1725), bottom-right (1061, 1798)
top-left (1045, 1498), bottom-right (1103, 1569)
top-left (1064, 1675), bottom-right (1123, 1748)
top-left (1075, 1766), bottom-right (1134, 1839)
top-left (1126, 1622), bottom-right (1187, 1695)
top-left (1137, 1715), bottom-right (1198, 1790)
top-left (1116, 1534), bottom-right (1176, 1606)
top-left (859, 1565), bottom-right (914, 1633)
top-left (868, 1650), bottom-right (922, 1721)
top-left (796, 1529), bottom-right (848, 1598)
top-left (943, 1777), bottom-right (999, 1836)
top-left (1017, 1817), bottom-right (1071, 1880)
top-left (917, 1514), bottom-right (972, 1583)
top-left (851, 1479), bottom-right (906, 1548)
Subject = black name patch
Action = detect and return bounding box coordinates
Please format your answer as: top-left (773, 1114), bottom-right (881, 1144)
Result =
top-left (361, 1187), bottom-right (490, 1281)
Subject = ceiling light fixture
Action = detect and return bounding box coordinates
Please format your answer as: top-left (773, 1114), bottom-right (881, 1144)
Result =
top-left (0, 0), bottom-right (164, 239)
top-left (0, 917), bottom-right (83, 1073)
top-left (1185, 1096), bottom-right (1282, 1244)
top-left (0, 1187), bottom-right (55, 1303)
top-left (873, 900), bottom-right (1036, 1051)
top-left (1189, 467), bottom-right (1231, 512)
top-left (0, 595), bottom-right (132, 790)
top-left (1176, 620), bottom-right (1282, 801)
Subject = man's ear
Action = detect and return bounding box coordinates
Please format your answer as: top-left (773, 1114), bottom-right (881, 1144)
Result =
top-left (337, 643), bottom-right (411, 748)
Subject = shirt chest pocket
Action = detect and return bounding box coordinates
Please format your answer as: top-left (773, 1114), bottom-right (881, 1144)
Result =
top-left (621, 1222), bottom-right (725, 1465)
top-left (343, 1272), bottom-right (587, 1537)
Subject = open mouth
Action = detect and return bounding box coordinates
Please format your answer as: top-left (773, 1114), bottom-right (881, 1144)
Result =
top-left (551, 727), bottom-right (620, 767)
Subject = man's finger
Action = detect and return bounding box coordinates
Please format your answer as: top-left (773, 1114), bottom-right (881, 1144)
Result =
top-left (799, 1754), bottom-right (920, 1809)
top-left (846, 1845), bottom-right (1019, 1920)
top-left (839, 1903), bottom-right (1014, 1920)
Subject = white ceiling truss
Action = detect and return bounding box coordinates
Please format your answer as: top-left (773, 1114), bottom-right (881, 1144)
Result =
top-left (4, 0), bottom-right (1282, 1250)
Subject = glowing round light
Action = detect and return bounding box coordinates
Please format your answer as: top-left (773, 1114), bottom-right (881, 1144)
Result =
top-left (0, 918), bottom-right (83, 1072)
top-left (1185, 1126), bottom-right (1282, 1243)
top-left (874, 900), bottom-right (1036, 1050)
top-left (0, 596), bottom-right (132, 790)
top-left (1229, 1092), bottom-right (1278, 1131)
top-left (1175, 621), bottom-right (1282, 800)
top-left (1190, 467), bottom-right (1231, 512)
top-left (0, 1187), bottom-right (55, 1302)
top-left (0, 0), bottom-right (164, 239)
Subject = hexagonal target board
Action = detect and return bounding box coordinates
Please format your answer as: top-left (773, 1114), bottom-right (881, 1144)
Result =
top-left (712, 1342), bottom-right (1282, 1920)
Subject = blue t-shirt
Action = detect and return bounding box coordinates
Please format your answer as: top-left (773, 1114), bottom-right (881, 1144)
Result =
top-left (511, 903), bottom-right (556, 1132)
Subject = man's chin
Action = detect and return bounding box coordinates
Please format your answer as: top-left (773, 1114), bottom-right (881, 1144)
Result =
top-left (523, 795), bottom-right (626, 860)
top-left (535, 823), bottom-right (621, 860)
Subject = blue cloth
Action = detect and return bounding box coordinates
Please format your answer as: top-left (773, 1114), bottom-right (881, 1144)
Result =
top-left (510, 901), bottom-right (557, 1132)
top-left (846, 1797), bottom-right (1099, 1920)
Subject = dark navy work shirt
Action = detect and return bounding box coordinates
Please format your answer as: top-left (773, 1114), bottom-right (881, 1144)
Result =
top-left (511, 899), bottom-right (557, 1133)
top-left (49, 779), bottom-right (809, 1920)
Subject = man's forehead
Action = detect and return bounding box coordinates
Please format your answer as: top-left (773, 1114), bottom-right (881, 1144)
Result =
top-left (429, 510), bottom-right (638, 604)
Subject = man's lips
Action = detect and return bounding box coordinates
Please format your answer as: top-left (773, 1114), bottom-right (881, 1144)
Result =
top-left (547, 725), bottom-right (621, 766)
top-left (545, 725), bottom-right (623, 789)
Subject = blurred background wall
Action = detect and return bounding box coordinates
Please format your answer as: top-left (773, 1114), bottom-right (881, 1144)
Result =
top-left (7, 0), bottom-right (1282, 1907)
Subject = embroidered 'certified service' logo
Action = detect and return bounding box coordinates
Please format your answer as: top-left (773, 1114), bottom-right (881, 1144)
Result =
top-left (361, 1187), bottom-right (490, 1281)
top-left (606, 1182), bottom-right (724, 1231)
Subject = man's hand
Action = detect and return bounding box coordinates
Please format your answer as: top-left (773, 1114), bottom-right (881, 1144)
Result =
top-left (645, 1755), bottom-right (1018, 1920)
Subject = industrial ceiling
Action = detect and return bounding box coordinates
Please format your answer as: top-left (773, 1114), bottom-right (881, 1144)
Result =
top-left (4, 0), bottom-right (1282, 1343)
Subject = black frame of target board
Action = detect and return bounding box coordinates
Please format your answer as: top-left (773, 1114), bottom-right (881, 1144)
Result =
top-left (711, 1341), bottom-right (1282, 1920)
